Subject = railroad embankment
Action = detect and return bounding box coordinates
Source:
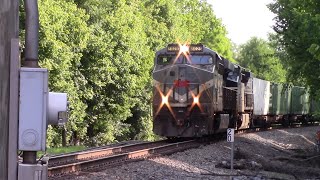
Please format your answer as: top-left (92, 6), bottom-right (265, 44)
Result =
top-left (71, 126), bottom-right (320, 180)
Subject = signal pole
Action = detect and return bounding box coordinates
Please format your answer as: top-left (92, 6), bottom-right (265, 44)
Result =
top-left (0, 0), bottom-right (20, 180)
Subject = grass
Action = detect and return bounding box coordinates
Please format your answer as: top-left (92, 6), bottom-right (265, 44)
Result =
top-left (38, 145), bottom-right (86, 157)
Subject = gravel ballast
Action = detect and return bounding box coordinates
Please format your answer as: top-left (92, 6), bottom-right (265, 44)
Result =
top-left (73, 126), bottom-right (320, 180)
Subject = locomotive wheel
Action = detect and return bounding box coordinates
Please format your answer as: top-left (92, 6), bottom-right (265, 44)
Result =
top-left (282, 115), bottom-right (290, 127)
top-left (301, 115), bottom-right (309, 125)
top-left (262, 120), bottom-right (271, 129)
top-left (166, 137), bottom-right (177, 143)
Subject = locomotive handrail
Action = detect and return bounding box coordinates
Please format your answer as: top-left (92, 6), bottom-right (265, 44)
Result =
top-left (223, 87), bottom-right (237, 91)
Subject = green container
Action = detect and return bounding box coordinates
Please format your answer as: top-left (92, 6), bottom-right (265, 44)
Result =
top-left (310, 98), bottom-right (320, 115)
top-left (290, 86), bottom-right (310, 115)
top-left (268, 83), bottom-right (291, 115)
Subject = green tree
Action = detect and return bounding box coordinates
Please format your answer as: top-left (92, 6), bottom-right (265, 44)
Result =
top-left (20, 0), bottom-right (90, 147)
top-left (168, 0), bottom-right (234, 61)
top-left (20, 0), bottom-right (238, 146)
top-left (76, 0), bottom-right (155, 144)
top-left (142, 0), bottom-right (179, 50)
top-left (237, 37), bottom-right (286, 82)
top-left (75, 0), bottom-right (237, 144)
top-left (268, 0), bottom-right (320, 97)
top-left (197, 2), bottom-right (234, 62)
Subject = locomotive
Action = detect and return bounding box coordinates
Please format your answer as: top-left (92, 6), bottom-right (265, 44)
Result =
top-left (152, 43), bottom-right (320, 138)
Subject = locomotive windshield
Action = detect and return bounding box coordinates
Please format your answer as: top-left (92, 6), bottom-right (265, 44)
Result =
top-left (187, 55), bottom-right (213, 65)
top-left (157, 55), bottom-right (213, 65)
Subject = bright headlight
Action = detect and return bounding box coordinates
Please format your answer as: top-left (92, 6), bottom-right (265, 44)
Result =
top-left (193, 97), bottom-right (199, 104)
top-left (162, 95), bottom-right (168, 105)
top-left (180, 44), bottom-right (189, 54)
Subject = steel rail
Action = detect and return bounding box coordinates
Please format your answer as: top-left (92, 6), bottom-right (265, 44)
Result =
top-left (48, 140), bottom-right (169, 167)
top-left (48, 123), bottom-right (319, 179)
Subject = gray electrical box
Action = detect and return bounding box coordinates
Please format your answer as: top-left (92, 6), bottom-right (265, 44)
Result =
top-left (48, 92), bottom-right (68, 126)
top-left (18, 163), bottom-right (47, 180)
top-left (18, 68), bottom-right (48, 151)
top-left (18, 67), bottom-right (69, 180)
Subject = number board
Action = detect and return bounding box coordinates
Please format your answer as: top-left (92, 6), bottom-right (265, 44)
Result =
top-left (227, 128), bottom-right (234, 142)
top-left (167, 44), bottom-right (204, 52)
top-left (189, 44), bottom-right (203, 52)
top-left (167, 44), bottom-right (180, 52)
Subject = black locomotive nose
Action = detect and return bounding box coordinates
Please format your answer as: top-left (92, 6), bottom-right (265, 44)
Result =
top-left (174, 108), bottom-right (188, 126)
top-left (176, 119), bottom-right (184, 126)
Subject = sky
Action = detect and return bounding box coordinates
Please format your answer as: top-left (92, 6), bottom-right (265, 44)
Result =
top-left (207, 0), bottom-right (276, 45)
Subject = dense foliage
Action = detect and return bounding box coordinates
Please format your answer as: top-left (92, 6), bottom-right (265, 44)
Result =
top-left (19, 0), bottom-right (234, 147)
top-left (268, 0), bottom-right (320, 97)
top-left (237, 37), bottom-right (287, 82)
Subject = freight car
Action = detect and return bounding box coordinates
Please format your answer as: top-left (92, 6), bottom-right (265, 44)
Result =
top-left (152, 43), bottom-right (320, 138)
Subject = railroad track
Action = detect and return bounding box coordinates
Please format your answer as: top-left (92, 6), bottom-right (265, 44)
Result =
top-left (237, 122), bottom-right (319, 134)
top-left (48, 139), bottom-right (201, 179)
top-left (47, 122), bottom-right (319, 179)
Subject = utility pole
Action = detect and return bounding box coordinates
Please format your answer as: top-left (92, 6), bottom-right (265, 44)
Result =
top-left (0, 0), bottom-right (19, 180)
top-left (0, 1), bottom-right (20, 180)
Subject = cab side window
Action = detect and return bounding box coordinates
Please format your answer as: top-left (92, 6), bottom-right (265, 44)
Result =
top-left (157, 56), bottom-right (172, 65)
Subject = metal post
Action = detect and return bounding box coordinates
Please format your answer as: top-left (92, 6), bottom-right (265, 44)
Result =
top-left (8, 38), bottom-right (20, 180)
top-left (231, 142), bottom-right (234, 171)
top-left (22, 151), bottom-right (37, 164)
top-left (0, 1), bottom-right (19, 180)
top-left (227, 128), bottom-right (235, 172)
top-left (22, 0), bottom-right (40, 164)
top-left (317, 131), bottom-right (320, 153)
top-left (24, 0), bottom-right (39, 67)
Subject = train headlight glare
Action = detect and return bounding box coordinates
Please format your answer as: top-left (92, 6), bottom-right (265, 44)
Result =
top-left (193, 97), bottom-right (199, 104)
top-left (162, 96), bottom-right (168, 105)
top-left (180, 44), bottom-right (189, 53)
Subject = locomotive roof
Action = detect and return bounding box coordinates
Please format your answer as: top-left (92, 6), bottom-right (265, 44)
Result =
top-left (155, 44), bottom-right (251, 75)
